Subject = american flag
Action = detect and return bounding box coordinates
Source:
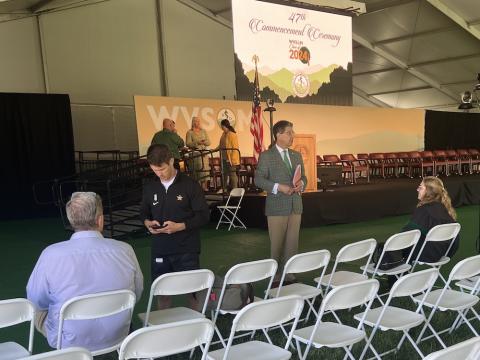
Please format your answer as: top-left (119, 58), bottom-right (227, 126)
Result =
top-left (250, 61), bottom-right (263, 160)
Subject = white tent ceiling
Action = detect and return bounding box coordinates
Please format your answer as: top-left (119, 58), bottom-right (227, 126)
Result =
top-left (2, 0), bottom-right (479, 111)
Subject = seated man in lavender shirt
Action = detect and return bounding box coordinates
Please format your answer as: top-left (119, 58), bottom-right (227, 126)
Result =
top-left (26, 192), bottom-right (143, 352)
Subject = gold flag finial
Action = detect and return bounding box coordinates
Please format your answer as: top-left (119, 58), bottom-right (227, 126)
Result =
top-left (252, 55), bottom-right (259, 66)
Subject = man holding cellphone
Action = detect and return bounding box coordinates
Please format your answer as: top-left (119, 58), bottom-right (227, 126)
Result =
top-left (140, 144), bottom-right (210, 309)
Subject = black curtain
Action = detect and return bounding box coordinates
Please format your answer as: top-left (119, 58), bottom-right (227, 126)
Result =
top-left (0, 93), bottom-right (75, 219)
top-left (425, 110), bottom-right (480, 150)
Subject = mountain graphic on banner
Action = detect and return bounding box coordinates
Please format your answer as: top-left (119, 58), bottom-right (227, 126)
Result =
top-left (245, 65), bottom-right (339, 102)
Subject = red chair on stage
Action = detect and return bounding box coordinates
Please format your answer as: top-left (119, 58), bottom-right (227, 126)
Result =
top-left (432, 150), bottom-right (449, 176)
top-left (340, 154), bottom-right (369, 183)
top-left (395, 152), bottom-right (410, 177)
top-left (384, 153), bottom-right (399, 178)
top-left (209, 157), bottom-right (223, 190)
top-left (419, 151), bottom-right (436, 176)
top-left (468, 149), bottom-right (480, 173)
top-left (322, 154), bottom-right (353, 183)
top-left (368, 153), bottom-right (385, 178)
top-left (457, 149), bottom-right (472, 174)
top-left (445, 150), bottom-right (462, 175)
top-left (408, 151), bottom-right (433, 178)
top-left (240, 156), bottom-right (257, 188)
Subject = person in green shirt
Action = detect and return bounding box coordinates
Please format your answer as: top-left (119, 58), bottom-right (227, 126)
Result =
top-left (151, 118), bottom-right (185, 168)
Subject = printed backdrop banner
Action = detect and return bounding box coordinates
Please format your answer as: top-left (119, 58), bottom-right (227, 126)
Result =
top-left (232, 0), bottom-right (352, 105)
top-left (134, 96), bottom-right (425, 158)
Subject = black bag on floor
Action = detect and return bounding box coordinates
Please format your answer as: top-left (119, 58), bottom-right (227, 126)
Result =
top-left (373, 242), bottom-right (405, 271)
top-left (197, 275), bottom-right (254, 312)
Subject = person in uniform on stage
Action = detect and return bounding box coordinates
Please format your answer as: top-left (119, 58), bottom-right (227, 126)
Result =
top-left (254, 120), bottom-right (306, 284)
top-left (151, 118), bottom-right (185, 169)
top-left (140, 144), bottom-right (209, 309)
top-left (402, 176), bottom-right (459, 262)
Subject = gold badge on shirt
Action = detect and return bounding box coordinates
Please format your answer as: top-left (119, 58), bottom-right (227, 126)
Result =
top-left (177, 195), bottom-right (183, 201)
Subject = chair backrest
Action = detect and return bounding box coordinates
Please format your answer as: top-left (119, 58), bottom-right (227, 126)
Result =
top-left (449, 254), bottom-right (480, 282)
top-left (284, 249), bottom-right (330, 275)
top-left (390, 268), bottom-right (439, 298)
top-left (357, 153), bottom-right (369, 160)
top-left (0, 298), bottom-right (35, 353)
top-left (119, 319), bottom-right (214, 360)
top-left (0, 298), bottom-right (35, 328)
top-left (145, 269), bottom-right (214, 325)
top-left (425, 223), bottom-right (461, 243)
top-left (150, 269), bottom-right (214, 296)
top-left (433, 150), bottom-right (447, 157)
top-left (413, 223), bottom-right (461, 264)
top-left (232, 295), bottom-right (304, 332)
top-left (320, 279), bottom-right (379, 313)
top-left (369, 153), bottom-right (384, 160)
top-left (340, 154), bottom-right (356, 161)
top-left (223, 187), bottom-right (245, 208)
top-left (420, 151), bottom-right (434, 158)
top-left (408, 151), bottom-right (421, 158)
top-left (58, 290), bottom-right (136, 349)
top-left (229, 187), bottom-right (245, 198)
top-left (424, 336), bottom-right (480, 360)
top-left (336, 238), bottom-right (377, 263)
top-left (445, 150), bottom-right (457, 157)
top-left (323, 154), bottom-right (340, 162)
top-left (384, 230), bottom-right (420, 252)
top-left (224, 259), bottom-right (277, 285)
top-left (25, 347), bottom-right (93, 360)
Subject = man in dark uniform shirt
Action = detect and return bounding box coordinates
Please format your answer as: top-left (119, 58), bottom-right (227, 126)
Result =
top-left (140, 144), bottom-right (209, 309)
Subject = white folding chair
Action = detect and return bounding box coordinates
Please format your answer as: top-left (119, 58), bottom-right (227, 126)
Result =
top-left (317, 238), bottom-right (377, 291)
top-left (414, 254), bottom-right (480, 348)
top-left (211, 259), bottom-right (277, 345)
top-left (24, 347), bottom-right (92, 360)
top-left (138, 269), bottom-right (214, 327)
top-left (363, 230), bottom-right (420, 279)
top-left (293, 279), bottom-right (380, 360)
top-left (355, 268), bottom-right (439, 360)
top-left (216, 187), bottom-right (246, 230)
top-left (410, 223), bottom-right (461, 284)
top-left (57, 289), bottom-right (136, 356)
top-left (0, 298), bottom-right (35, 360)
top-left (362, 230), bottom-right (420, 302)
top-left (267, 250), bottom-right (330, 323)
top-left (424, 336), bottom-right (480, 360)
top-left (207, 295), bottom-right (304, 360)
top-left (118, 318), bottom-right (214, 360)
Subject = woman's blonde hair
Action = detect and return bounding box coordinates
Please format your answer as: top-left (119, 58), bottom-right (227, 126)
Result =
top-left (418, 176), bottom-right (456, 220)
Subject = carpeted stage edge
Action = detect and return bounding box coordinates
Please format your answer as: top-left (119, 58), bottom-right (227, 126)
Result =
top-left (238, 175), bottom-right (480, 228)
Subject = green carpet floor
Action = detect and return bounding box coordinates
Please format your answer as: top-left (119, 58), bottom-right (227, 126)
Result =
top-left (1, 205), bottom-right (479, 358)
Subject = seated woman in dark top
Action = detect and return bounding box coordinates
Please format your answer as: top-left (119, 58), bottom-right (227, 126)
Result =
top-left (402, 176), bottom-right (459, 263)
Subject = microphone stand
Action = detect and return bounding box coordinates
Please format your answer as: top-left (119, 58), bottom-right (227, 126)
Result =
top-left (264, 105), bottom-right (276, 146)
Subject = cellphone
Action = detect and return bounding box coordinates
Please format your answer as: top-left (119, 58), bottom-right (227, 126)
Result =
top-left (151, 224), bottom-right (165, 230)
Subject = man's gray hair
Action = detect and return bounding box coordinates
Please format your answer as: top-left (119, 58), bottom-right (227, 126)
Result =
top-left (66, 192), bottom-right (103, 231)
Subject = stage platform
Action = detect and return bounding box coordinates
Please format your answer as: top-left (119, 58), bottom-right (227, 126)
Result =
top-left (237, 176), bottom-right (480, 228)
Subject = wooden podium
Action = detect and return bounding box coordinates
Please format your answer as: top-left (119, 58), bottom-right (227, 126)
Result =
top-left (292, 134), bottom-right (317, 191)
